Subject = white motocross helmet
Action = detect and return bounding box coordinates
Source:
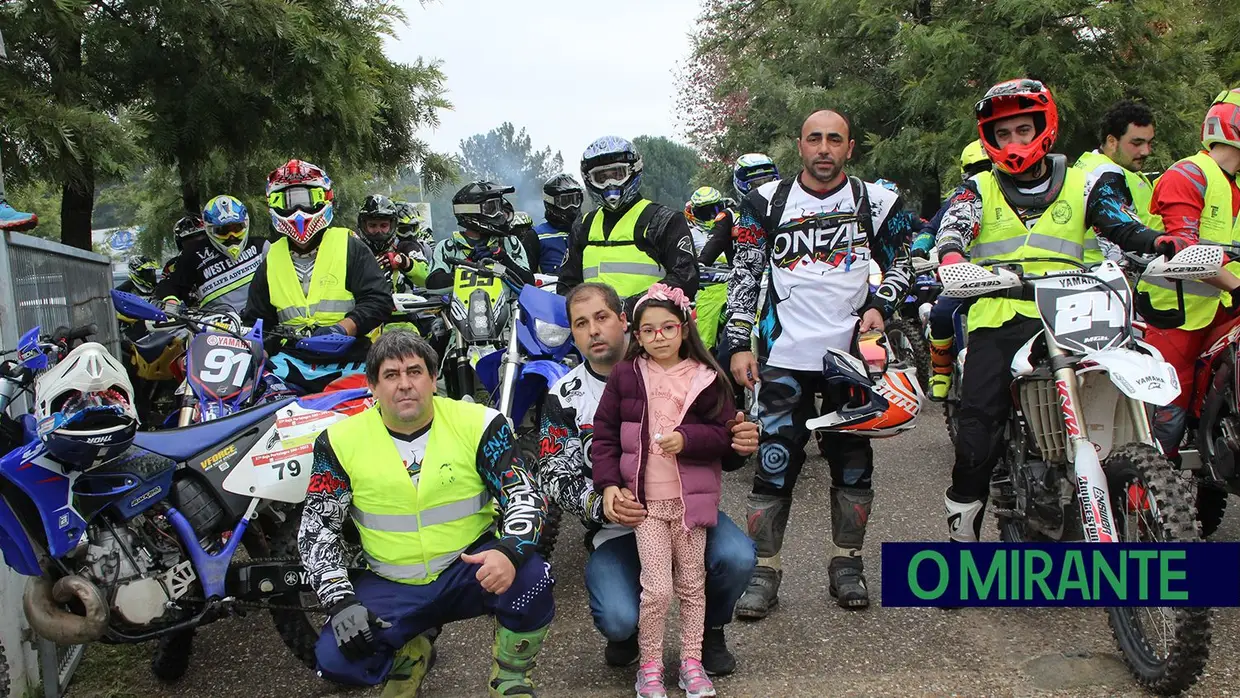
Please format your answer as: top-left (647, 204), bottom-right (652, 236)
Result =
top-left (34, 343), bottom-right (138, 469)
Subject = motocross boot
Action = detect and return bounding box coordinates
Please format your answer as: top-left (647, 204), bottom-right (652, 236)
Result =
top-left (488, 623), bottom-right (549, 697)
top-left (828, 486), bottom-right (872, 609)
top-left (380, 632), bottom-right (435, 698)
top-left (734, 493), bottom-right (790, 620)
top-left (929, 337), bottom-right (954, 401)
top-left (945, 490), bottom-right (985, 543)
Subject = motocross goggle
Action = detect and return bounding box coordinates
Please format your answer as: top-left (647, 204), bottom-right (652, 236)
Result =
top-left (454, 197), bottom-right (512, 220)
top-left (743, 173), bottom-right (778, 190)
top-left (268, 185), bottom-right (329, 214)
top-left (544, 190), bottom-right (583, 209)
top-left (586, 163), bottom-right (635, 189)
top-left (691, 203), bottom-right (726, 223)
top-left (208, 222), bottom-right (247, 242)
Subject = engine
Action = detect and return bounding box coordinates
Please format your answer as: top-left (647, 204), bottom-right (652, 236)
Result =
top-left (78, 521), bottom-right (195, 626)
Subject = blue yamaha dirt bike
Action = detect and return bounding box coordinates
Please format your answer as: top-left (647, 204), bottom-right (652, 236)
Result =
top-left (0, 342), bottom-right (372, 674)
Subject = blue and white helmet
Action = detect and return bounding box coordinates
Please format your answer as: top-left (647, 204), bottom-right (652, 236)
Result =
top-left (581, 136), bottom-right (643, 211)
top-left (733, 153), bottom-right (780, 199)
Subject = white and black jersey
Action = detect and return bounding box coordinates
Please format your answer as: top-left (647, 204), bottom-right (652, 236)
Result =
top-left (725, 174), bottom-right (917, 371)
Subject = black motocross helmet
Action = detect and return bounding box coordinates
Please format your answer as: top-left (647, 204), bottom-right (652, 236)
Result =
top-left (173, 215), bottom-right (207, 252)
top-left (357, 194), bottom-right (399, 254)
top-left (452, 181), bottom-right (515, 237)
top-left (542, 174), bottom-right (584, 230)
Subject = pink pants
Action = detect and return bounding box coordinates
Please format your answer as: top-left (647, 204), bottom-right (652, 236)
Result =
top-left (635, 498), bottom-right (708, 664)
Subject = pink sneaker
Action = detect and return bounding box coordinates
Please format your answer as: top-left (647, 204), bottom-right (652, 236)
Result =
top-left (678, 658), bottom-right (716, 698)
top-left (635, 659), bottom-right (667, 698)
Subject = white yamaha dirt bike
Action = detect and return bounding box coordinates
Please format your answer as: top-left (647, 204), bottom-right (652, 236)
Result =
top-left (940, 248), bottom-right (1218, 695)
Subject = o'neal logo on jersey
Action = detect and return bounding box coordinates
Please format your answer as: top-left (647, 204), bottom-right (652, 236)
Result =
top-left (770, 212), bottom-right (863, 269)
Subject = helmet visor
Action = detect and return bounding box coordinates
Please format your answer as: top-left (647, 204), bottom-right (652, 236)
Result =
top-left (975, 79), bottom-right (1048, 117)
top-left (268, 186), bottom-right (328, 214)
top-left (587, 163), bottom-right (633, 189)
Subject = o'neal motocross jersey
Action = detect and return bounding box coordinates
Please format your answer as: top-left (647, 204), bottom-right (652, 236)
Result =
top-left (725, 176), bottom-right (916, 371)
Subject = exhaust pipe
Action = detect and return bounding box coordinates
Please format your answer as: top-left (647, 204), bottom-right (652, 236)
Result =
top-left (23, 575), bottom-right (109, 645)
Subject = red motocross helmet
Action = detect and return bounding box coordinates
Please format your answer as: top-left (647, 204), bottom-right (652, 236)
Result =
top-left (1202, 88), bottom-right (1240, 152)
top-left (975, 78), bottom-right (1059, 175)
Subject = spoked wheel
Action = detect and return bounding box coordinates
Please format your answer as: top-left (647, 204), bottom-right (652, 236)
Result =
top-left (262, 508), bottom-right (364, 671)
top-left (1104, 443), bottom-right (1210, 695)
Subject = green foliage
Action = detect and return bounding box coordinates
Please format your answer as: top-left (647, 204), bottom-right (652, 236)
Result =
top-left (0, 0), bottom-right (453, 249)
top-left (632, 135), bottom-right (701, 208)
top-left (682, 0), bottom-right (1234, 216)
top-left (7, 179), bottom-right (63, 241)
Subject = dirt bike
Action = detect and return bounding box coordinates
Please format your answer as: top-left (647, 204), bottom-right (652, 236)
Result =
top-left (940, 249), bottom-right (1217, 695)
top-left (0, 327), bottom-right (374, 677)
top-left (1145, 242), bottom-right (1240, 538)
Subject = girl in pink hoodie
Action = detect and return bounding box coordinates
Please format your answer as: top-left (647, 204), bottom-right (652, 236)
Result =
top-left (593, 283), bottom-right (735, 698)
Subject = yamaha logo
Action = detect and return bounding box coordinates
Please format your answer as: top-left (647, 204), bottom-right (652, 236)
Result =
top-left (283, 571), bottom-right (300, 587)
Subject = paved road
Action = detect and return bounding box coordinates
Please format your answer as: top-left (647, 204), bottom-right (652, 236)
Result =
top-left (67, 416), bottom-right (1236, 698)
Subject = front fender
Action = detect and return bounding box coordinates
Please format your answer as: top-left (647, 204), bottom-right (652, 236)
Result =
top-left (1078, 347), bottom-right (1181, 407)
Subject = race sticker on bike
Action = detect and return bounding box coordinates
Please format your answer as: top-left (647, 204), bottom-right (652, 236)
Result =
top-left (187, 333), bottom-right (262, 400)
top-left (1033, 263), bottom-right (1131, 354)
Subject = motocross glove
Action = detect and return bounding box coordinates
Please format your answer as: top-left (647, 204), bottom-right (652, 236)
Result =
top-left (328, 596), bottom-right (391, 661)
top-left (312, 324), bottom-right (349, 337)
top-left (1153, 235), bottom-right (1188, 258)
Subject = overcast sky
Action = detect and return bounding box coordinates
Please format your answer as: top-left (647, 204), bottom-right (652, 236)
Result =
top-left (384, 0), bottom-right (702, 177)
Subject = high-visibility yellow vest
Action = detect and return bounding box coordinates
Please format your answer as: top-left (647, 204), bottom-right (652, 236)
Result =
top-left (266, 227), bottom-right (355, 329)
top-left (581, 199), bottom-right (664, 297)
top-left (327, 398), bottom-right (496, 585)
top-left (968, 168), bottom-right (1090, 331)
top-left (1137, 152), bottom-right (1240, 331)
top-left (1073, 150), bottom-right (1163, 263)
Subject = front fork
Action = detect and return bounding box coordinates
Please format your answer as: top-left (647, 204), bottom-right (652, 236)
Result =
top-left (496, 299), bottom-right (522, 424)
top-left (1047, 341), bottom-right (1120, 542)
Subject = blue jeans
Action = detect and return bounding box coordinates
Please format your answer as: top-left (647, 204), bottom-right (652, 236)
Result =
top-left (584, 512), bottom-right (755, 641)
top-left (315, 539), bottom-right (555, 686)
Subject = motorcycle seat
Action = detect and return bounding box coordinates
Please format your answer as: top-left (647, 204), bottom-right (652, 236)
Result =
top-left (134, 331), bottom-right (178, 361)
top-left (133, 397), bottom-right (295, 462)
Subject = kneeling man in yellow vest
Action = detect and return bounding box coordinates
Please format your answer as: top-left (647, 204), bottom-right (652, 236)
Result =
top-left (298, 329), bottom-right (553, 697)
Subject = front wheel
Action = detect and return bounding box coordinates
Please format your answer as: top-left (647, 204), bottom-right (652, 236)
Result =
top-left (1104, 443), bottom-right (1211, 695)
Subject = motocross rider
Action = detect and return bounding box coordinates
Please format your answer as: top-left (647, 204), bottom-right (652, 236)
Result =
top-left (358, 194), bottom-right (429, 291)
top-left (558, 136), bottom-right (700, 305)
top-left (726, 109), bottom-right (918, 616)
top-left (155, 195), bottom-right (269, 315)
top-left (936, 79), bottom-right (1180, 543)
top-left (1138, 88), bottom-right (1240, 459)
top-left (533, 174), bottom-right (583, 274)
top-left (244, 159), bottom-right (391, 363)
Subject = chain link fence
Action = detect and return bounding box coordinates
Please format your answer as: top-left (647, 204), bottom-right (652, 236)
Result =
top-left (0, 231), bottom-right (120, 698)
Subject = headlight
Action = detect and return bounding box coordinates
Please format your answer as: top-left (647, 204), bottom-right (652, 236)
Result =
top-left (534, 318), bottom-right (571, 347)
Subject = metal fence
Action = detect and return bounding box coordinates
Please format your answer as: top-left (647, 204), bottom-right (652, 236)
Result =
top-left (0, 230), bottom-right (119, 698)
top-left (0, 231), bottom-right (121, 358)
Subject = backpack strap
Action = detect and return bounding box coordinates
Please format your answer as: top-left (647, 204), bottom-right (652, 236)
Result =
top-left (760, 177), bottom-right (797, 233)
top-left (849, 176), bottom-right (875, 242)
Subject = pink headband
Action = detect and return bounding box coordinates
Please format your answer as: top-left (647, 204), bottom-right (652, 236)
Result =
top-left (636, 283), bottom-right (691, 314)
